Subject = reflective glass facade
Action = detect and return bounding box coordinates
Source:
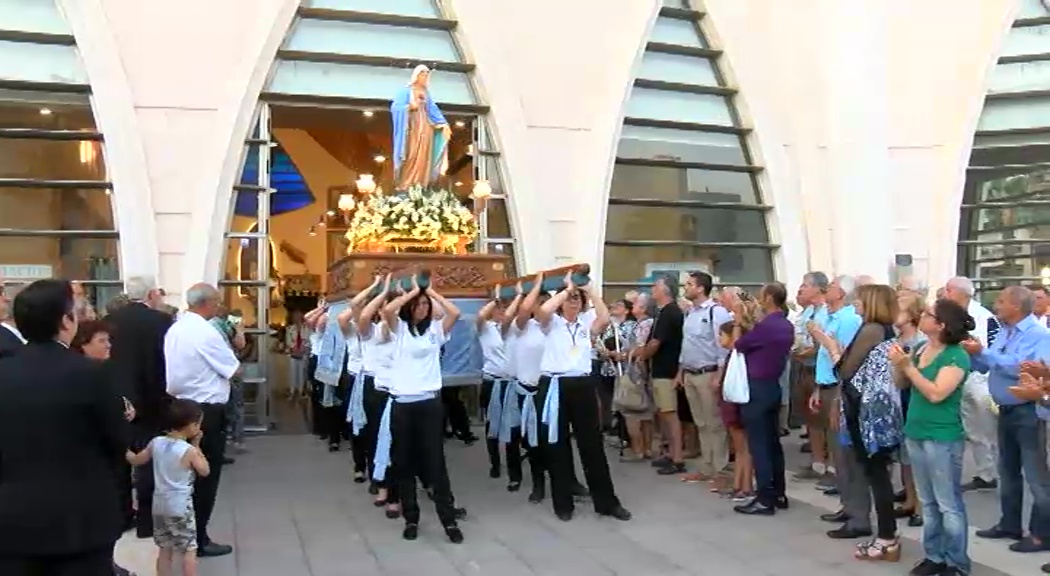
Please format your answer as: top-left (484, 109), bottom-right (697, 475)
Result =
top-left (603, 1), bottom-right (773, 297)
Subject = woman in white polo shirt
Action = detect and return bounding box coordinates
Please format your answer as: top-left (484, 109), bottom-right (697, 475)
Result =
top-left (352, 275), bottom-right (402, 518)
top-left (535, 272), bottom-right (631, 522)
top-left (477, 287), bottom-right (523, 491)
top-left (376, 276), bottom-right (464, 543)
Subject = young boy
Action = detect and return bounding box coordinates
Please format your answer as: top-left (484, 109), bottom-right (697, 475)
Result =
top-left (127, 399), bottom-right (211, 576)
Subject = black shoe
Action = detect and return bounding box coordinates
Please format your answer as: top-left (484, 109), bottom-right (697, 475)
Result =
top-left (402, 524), bottom-right (419, 541)
top-left (385, 508), bottom-right (402, 519)
top-left (733, 499), bottom-right (775, 516)
top-left (939, 568), bottom-right (964, 576)
top-left (528, 487), bottom-right (545, 504)
top-left (197, 542), bottom-right (234, 557)
top-left (961, 477), bottom-right (998, 492)
top-left (800, 442), bottom-right (812, 454)
top-left (657, 462), bottom-right (686, 475)
top-left (908, 559), bottom-right (946, 576)
top-left (328, 443), bottom-right (340, 453)
top-left (826, 526), bottom-right (872, 539)
top-left (820, 510), bottom-right (849, 523)
top-left (444, 524), bottom-right (464, 544)
top-left (975, 526), bottom-right (1023, 540)
top-left (489, 465), bottom-right (501, 479)
top-left (650, 456), bottom-right (672, 468)
top-left (453, 507), bottom-right (467, 520)
top-left (908, 514), bottom-right (923, 528)
top-left (507, 481), bottom-right (522, 492)
top-left (112, 563), bottom-right (135, 576)
top-left (368, 483), bottom-right (380, 495)
top-left (556, 510), bottom-right (574, 522)
top-left (572, 482), bottom-right (590, 500)
top-left (775, 496), bottom-right (789, 510)
top-left (223, 456), bottom-right (236, 465)
top-left (460, 433), bottom-right (479, 446)
top-left (353, 471), bottom-right (366, 484)
top-left (599, 506), bottom-right (632, 521)
top-left (1041, 563), bottom-right (1050, 574)
top-left (822, 487), bottom-right (840, 497)
top-left (1009, 536), bottom-right (1050, 553)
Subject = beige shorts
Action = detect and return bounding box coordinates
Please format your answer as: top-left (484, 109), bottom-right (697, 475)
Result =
top-left (652, 378), bottom-right (677, 413)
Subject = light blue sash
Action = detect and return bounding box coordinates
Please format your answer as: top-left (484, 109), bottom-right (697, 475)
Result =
top-left (372, 392), bottom-right (437, 482)
top-left (497, 381), bottom-right (522, 443)
top-left (321, 381), bottom-right (340, 408)
top-left (519, 383), bottom-right (539, 447)
top-left (346, 368), bottom-right (370, 436)
top-left (485, 377), bottom-right (509, 439)
top-left (540, 372), bottom-right (588, 445)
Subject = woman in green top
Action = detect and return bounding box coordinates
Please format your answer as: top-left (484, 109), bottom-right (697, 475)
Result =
top-left (888, 299), bottom-right (974, 576)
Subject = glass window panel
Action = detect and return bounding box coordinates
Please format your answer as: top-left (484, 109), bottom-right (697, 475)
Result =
top-left (285, 19), bottom-right (460, 62)
top-left (0, 0), bottom-right (72, 34)
top-left (0, 188), bottom-right (114, 231)
top-left (974, 170), bottom-right (1050, 203)
top-left (973, 132), bottom-right (1050, 148)
top-left (606, 204), bottom-right (768, 244)
top-left (0, 41), bottom-right (87, 85)
top-left (302, 0), bottom-right (441, 17)
top-left (603, 244), bottom-right (773, 285)
top-left (222, 236), bottom-right (276, 282)
top-left (1018, 0), bottom-right (1050, 18)
top-left (487, 241), bottom-right (517, 276)
top-left (988, 61), bottom-right (1050, 95)
top-left (0, 139), bottom-right (106, 180)
top-left (969, 206), bottom-right (1050, 237)
top-left (269, 60), bottom-right (476, 105)
top-left (486, 198), bottom-right (511, 239)
top-left (0, 98), bottom-right (95, 129)
top-left (977, 99), bottom-right (1050, 132)
top-left (618, 125), bottom-right (746, 165)
top-left (998, 24), bottom-right (1050, 59)
top-left (649, 17), bottom-right (706, 49)
top-left (963, 242), bottom-right (1050, 282)
top-left (636, 51), bottom-right (718, 86)
top-left (609, 163), bottom-right (760, 204)
top-left (624, 87), bottom-right (732, 126)
top-left (0, 237), bottom-right (118, 280)
top-left (480, 155), bottom-right (506, 196)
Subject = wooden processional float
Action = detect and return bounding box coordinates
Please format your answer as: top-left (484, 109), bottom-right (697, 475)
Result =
top-left (482, 263), bottom-right (592, 300)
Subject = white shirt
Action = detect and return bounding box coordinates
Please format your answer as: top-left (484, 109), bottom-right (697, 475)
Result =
top-left (346, 329), bottom-right (364, 374)
top-left (363, 322), bottom-right (395, 386)
top-left (165, 311), bottom-right (240, 404)
top-left (309, 332), bottom-right (322, 357)
top-left (540, 309), bottom-right (596, 375)
top-left (1, 322), bottom-right (25, 344)
top-left (285, 323), bottom-right (310, 353)
top-left (478, 321), bottom-right (511, 378)
top-left (389, 320), bottom-right (448, 395)
top-left (512, 319), bottom-right (546, 385)
top-left (967, 299), bottom-right (996, 348)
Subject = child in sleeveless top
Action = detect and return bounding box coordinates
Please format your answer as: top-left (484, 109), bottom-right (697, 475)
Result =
top-left (715, 322), bottom-right (754, 502)
top-left (127, 399), bottom-right (211, 576)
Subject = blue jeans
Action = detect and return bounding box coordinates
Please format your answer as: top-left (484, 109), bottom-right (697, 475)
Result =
top-left (997, 403), bottom-right (1050, 538)
top-left (907, 439), bottom-right (970, 574)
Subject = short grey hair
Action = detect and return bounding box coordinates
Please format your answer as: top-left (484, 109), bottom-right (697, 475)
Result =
top-left (125, 276), bottom-right (158, 301)
top-left (635, 292), bottom-right (658, 318)
top-left (654, 274), bottom-right (679, 298)
top-left (1003, 285), bottom-right (1035, 316)
top-left (947, 276), bottom-right (975, 298)
top-left (803, 271), bottom-right (830, 293)
top-left (834, 275), bottom-right (857, 301)
top-left (185, 283), bottom-right (220, 308)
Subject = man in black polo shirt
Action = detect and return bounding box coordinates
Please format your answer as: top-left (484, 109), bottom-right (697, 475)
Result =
top-left (635, 275), bottom-right (686, 475)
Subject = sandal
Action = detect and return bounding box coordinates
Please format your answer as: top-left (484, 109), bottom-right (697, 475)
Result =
top-left (854, 538), bottom-right (901, 562)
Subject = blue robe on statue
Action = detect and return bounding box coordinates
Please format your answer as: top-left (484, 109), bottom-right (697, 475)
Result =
top-left (391, 86), bottom-right (448, 187)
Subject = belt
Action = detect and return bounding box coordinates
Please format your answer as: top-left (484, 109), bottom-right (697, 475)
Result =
top-left (683, 365), bottom-right (718, 375)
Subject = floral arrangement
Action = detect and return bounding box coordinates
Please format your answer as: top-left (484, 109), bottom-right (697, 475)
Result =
top-left (346, 186), bottom-right (478, 251)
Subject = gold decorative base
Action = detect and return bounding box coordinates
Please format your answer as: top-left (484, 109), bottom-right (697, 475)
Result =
top-left (327, 252), bottom-right (510, 300)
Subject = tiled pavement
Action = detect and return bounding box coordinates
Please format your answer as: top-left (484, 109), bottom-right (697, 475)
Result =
top-left (115, 429), bottom-right (1035, 576)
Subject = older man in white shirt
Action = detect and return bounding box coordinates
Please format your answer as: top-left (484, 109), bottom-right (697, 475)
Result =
top-left (164, 283), bottom-right (240, 558)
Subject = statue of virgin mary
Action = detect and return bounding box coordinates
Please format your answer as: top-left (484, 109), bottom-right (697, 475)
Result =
top-left (391, 65), bottom-right (450, 191)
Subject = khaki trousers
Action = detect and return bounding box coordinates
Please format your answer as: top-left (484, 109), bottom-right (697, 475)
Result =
top-left (683, 371), bottom-right (727, 476)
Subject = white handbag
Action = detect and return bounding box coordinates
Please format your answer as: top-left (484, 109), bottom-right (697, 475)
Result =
top-left (722, 349), bottom-right (750, 404)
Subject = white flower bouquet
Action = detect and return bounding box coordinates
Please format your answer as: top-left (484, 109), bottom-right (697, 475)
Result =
top-left (346, 185), bottom-right (478, 251)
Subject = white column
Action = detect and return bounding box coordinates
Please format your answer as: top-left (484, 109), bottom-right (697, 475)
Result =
top-left (824, 0), bottom-right (895, 281)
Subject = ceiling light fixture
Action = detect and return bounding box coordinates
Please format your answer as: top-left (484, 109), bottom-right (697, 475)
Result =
top-left (39, 108), bottom-right (52, 116)
top-left (454, 120), bottom-right (465, 128)
top-left (362, 110), bottom-right (374, 118)
top-left (373, 154), bottom-right (386, 164)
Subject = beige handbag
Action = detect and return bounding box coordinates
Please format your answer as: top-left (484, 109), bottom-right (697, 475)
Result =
top-left (612, 325), bottom-right (648, 412)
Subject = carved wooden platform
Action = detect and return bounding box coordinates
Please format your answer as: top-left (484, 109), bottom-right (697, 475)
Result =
top-left (327, 252), bottom-right (511, 300)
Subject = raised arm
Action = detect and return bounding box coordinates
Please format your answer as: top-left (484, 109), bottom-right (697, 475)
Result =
top-left (382, 276), bottom-right (420, 334)
top-left (502, 286), bottom-right (523, 336)
top-left (339, 277), bottom-right (380, 335)
top-left (537, 271), bottom-right (573, 329)
top-left (357, 274), bottom-right (390, 338)
top-left (427, 286), bottom-right (461, 335)
top-left (517, 273), bottom-right (543, 330)
top-left (583, 283), bottom-right (610, 336)
top-left (476, 299), bottom-right (498, 331)
top-left (304, 301), bottom-right (326, 327)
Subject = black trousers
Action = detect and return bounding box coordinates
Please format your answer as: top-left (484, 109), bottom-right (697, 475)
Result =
top-left (331, 374), bottom-right (368, 474)
top-left (0, 545), bottom-right (115, 576)
top-left (308, 356), bottom-right (324, 436)
top-left (441, 386), bottom-right (472, 438)
top-left (391, 396), bottom-right (459, 526)
top-left (480, 379), bottom-right (523, 483)
top-left (193, 402), bottom-right (228, 546)
top-left (741, 378), bottom-right (786, 507)
top-left (537, 375), bottom-right (620, 516)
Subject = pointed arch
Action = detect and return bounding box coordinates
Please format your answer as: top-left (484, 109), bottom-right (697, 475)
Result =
top-left (602, 0), bottom-right (775, 296)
